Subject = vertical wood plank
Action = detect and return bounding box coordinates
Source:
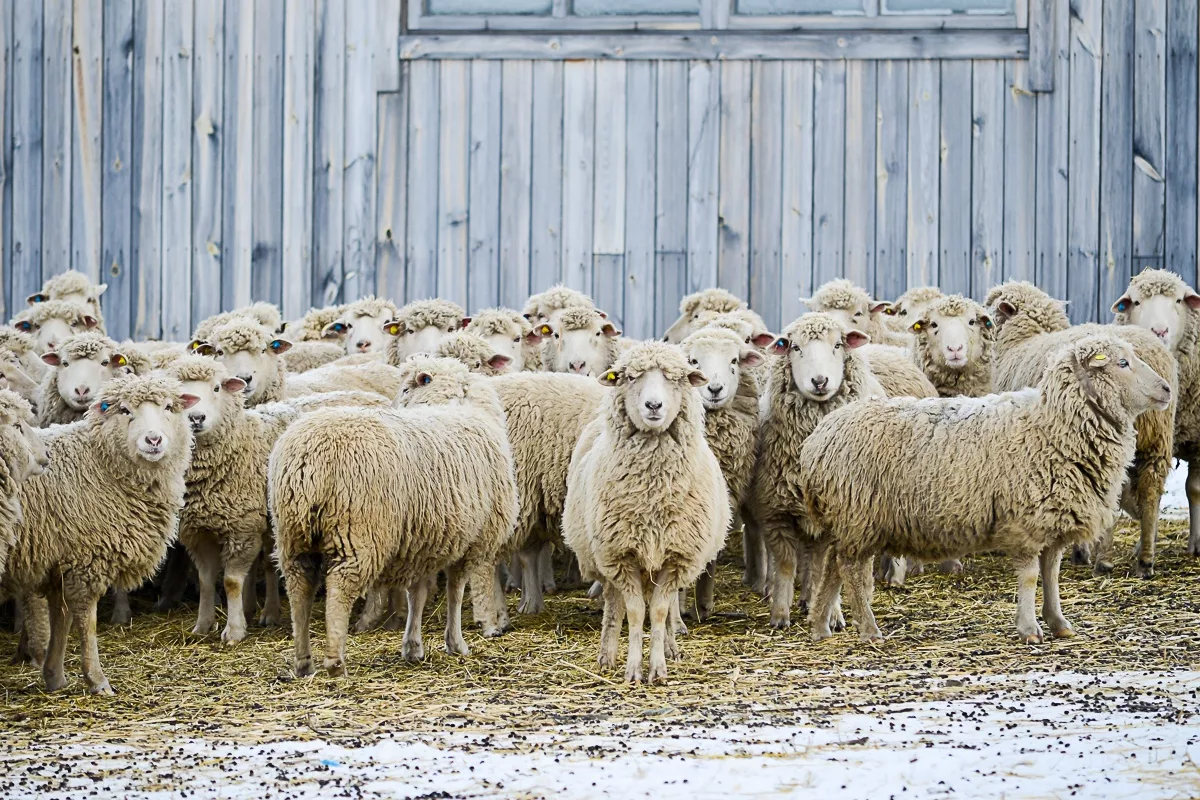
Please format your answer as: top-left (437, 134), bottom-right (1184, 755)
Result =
top-left (970, 60), bottom-right (1005, 300)
top-left (405, 60), bottom-right (438, 300)
top-left (281, 0), bottom-right (313, 319)
top-left (222, 0), bottom-right (253, 311)
top-left (1035, 0), bottom-right (1069, 300)
top-left (71, 0), bottom-right (102, 283)
top-left (42, 0), bottom-right (71, 281)
top-left (529, 60), bottom-right (562, 294)
top-left (1132, 0), bottom-right (1166, 264)
top-left (498, 59), bottom-right (532, 310)
top-left (779, 60), bottom-right (813, 328)
top-left (467, 59), bottom-right (501, 311)
top-left (191, 0), bottom-right (222, 329)
top-left (1165, 0), bottom-right (1198, 278)
top-left (375, 84), bottom-right (408, 304)
top-left (561, 60), bottom-right (594, 294)
top-left (374, 0), bottom-right (401, 92)
top-left (811, 60), bottom-right (845, 290)
top-left (1067, 0), bottom-right (1102, 322)
top-left (687, 60), bottom-right (719, 294)
top-left (11, 0), bottom-right (42, 306)
top-left (132, 0), bottom-right (163, 338)
top-left (1099, 0), bottom-right (1133, 304)
top-left (875, 60), bottom-right (907, 302)
top-left (100, 0), bottom-right (133, 338)
top-left (436, 59), bottom-right (468, 307)
top-left (592, 60), bottom-right (626, 320)
top-left (160, 0), bottom-right (193, 340)
top-left (906, 59), bottom-right (939, 291)
top-left (842, 60), bottom-right (875, 295)
top-left (938, 62), bottom-right (971, 297)
top-left (1003, 59), bottom-right (1037, 283)
top-left (749, 60), bottom-right (782, 334)
top-left (311, 0), bottom-right (344, 306)
top-left (0, 0), bottom-right (11, 320)
top-left (716, 60), bottom-right (749, 300)
top-left (342, 0), bottom-right (376, 300)
top-left (623, 60), bottom-right (655, 340)
top-left (1028, 0), bottom-right (1056, 91)
top-left (252, 0), bottom-right (283, 305)
top-left (655, 60), bottom-right (687, 334)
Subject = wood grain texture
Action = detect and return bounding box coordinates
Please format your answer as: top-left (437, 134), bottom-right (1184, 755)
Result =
top-left (436, 59), bottom-right (468, 307)
top-left (312, 0), bottom-right (344, 307)
top-left (1035, 0), bottom-right (1069, 300)
top-left (1027, 0), bottom-right (1055, 91)
top-left (1003, 58), bottom-right (1037, 283)
top-left (779, 60), bottom-right (814, 327)
top-left (906, 58), bottom-right (939, 290)
top-left (101, 0), bottom-right (133, 338)
top-left (811, 60), bottom-right (845, 291)
top-left (623, 60), bottom-right (655, 340)
top-left (1131, 0), bottom-right (1165, 262)
top-left (41, 0), bottom-right (70, 283)
top-left (717, 60), bottom-right (750, 299)
top-left (343, 0), bottom-right (377, 300)
top-left (71, 0), bottom-right (101, 284)
top-left (222, 0), bottom-right (253, 312)
top-left (191, 0), bottom-right (223, 330)
top-left (842, 59), bottom-right (874, 294)
top-left (498, 60), bottom-right (532, 310)
top-left (11, 0), bottom-right (41, 306)
top-left (592, 60), bottom-right (626, 320)
top-left (1099, 0), bottom-right (1132, 306)
top-left (132, 0), bottom-right (162, 338)
top-left (1066, 0), bottom-right (1101, 323)
top-left (405, 59), bottom-right (439, 300)
top-left (561, 60), bottom-right (594, 294)
top-left (971, 60), bottom-right (1005, 299)
top-left (1165, 0), bottom-right (1198, 278)
top-left (252, 0), bottom-right (284, 306)
top-left (655, 60), bottom-right (688, 332)
top-left (375, 84), bottom-right (408, 304)
top-left (529, 60), bottom-right (563, 293)
top-left (938, 61), bottom-right (971, 297)
top-left (281, 0), bottom-right (314, 320)
top-left (875, 60), bottom-right (907, 302)
top-left (467, 59), bottom-right (501, 310)
top-left (160, 0), bottom-right (193, 340)
top-left (749, 60), bottom-right (782, 334)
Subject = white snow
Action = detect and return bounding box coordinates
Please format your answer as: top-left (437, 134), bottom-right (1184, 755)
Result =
top-left (1162, 463), bottom-right (1189, 518)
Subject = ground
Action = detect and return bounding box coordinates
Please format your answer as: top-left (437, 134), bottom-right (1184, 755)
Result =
top-left (1, 510), bottom-right (1199, 798)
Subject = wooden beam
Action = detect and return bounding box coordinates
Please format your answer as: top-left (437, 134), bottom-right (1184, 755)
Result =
top-left (1027, 0), bottom-right (1054, 91)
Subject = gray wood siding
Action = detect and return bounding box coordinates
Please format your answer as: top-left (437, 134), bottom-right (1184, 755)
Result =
top-left (0, 1), bottom-right (1194, 341)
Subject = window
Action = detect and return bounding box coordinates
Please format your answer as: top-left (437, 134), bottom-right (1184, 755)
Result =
top-left (735, 0), bottom-right (1013, 13)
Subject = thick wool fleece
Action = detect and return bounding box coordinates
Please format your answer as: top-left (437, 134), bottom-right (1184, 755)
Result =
top-left (35, 333), bottom-right (133, 427)
top-left (284, 306), bottom-right (346, 342)
top-left (0, 390), bottom-right (37, 578)
top-left (861, 344), bottom-right (937, 398)
top-left (384, 299), bottom-right (467, 365)
top-left (208, 320), bottom-right (288, 406)
top-left (806, 278), bottom-right (905, 347)
top-left (522, 285), bottom-right (594, 320)
top-left (542, 307), bottom-right (623, 373)
top-left (985, 281), bottom-right (1072, 361)
top-left (436, 332), bottom-right (508, 376)
top-left (193, 302), bottom-right (283, 343)
top-left (883, 286), bottom-right (944, 333)
top-left (340, 295), bottom-right (398, 324)
top-left (283, 341), bottom-right (346, 373)
top-left (285, 360), bottom-right (404, 401)
top-left (13, 299), bottom-right (104, 334)
top-left (663, 288), bottom-right (748, 342)
top-left (467, 308), bottom-right (542, 371)
top-left (911, 294), bottom-right (995, 397)
top-left (35, 271), bottom-right (106, 323)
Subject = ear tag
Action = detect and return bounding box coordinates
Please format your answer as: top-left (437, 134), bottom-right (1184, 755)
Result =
top-left (1117, 301), bottom-right (1127, 312)
top-left (912, 322), bottom-right (922, 331)
top-left (100, 402), bottom-right (110, 413)
top-left (605, 372), bottom-right (617, 381)
top-left (540, 325), bottom-right (552, 336)
top-left (1093, 353), bottom-right (1107, 362)
top-left (115, 355), bottom-right (127, 367)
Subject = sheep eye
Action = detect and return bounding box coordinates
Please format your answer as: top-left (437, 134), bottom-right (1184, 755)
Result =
top-left (853, 311), bottom-right (862, 317)
top-left (101, 360), bottom-right (109, 366)
top-left (216, 350), bottom-right (224, 357)
top-left (688, 358), bottom-right (697, 366)
top-left (968, 319), bottom-right (975, 326)
top-left (119, 407), bottom-right (132, 416)
top-left (213, 385), bottom-right (220, 392)
top-left (1133, 301), bottom-right (1140, 307)
top-left (791, 344), bottom-right (800, 352)
top-left (514, 337), bottom-right (521, 343)
top-left (1119, 359), bottom-right (1130, 368)
top-left (553, 333), bottom-right (560, 339)
top-left (900, 310), bottom-right (907, 316)
top-left (61, 360), bottom-right (69, 367)
top-left (930, 322), bottom-right (938, 330)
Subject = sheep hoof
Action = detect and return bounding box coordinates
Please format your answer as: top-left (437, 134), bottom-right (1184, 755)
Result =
top-left (674, 620), bottom-right (689, 636)
top-left (665, 643), bottom-right (682, 661)
top-left (648, 664), bottom-right (668, 684)
top-left (402, 642), bottom-right (425, 662)
top-left (810, 626), bottom-right (832, 642)
top-left (860, 631), bottom-right (884, 644)
top-left (383, 615), bottom-right (404, 632)
top-left (1052, 627), bottom-right (1076, 640)
top-left (258, 611), bottom-right (282, 627)
top-left (1188, 540), bottom-right (1200, 558)
top-left (190, 621), bottom-right (216, 637)
top-left (1022, 632), bottom-right (1044, 645)
top-left (517, 598), bottom-right (544, 615)
top-left (294, 658), bottom-right (315, 678)
top-left (1132, 560), bottom-right (1154, 579)
top-left (324, 659), bottom-right (346, 677)
top-left (598, 651), bottom-right (618, 670)
top-left (542, 584), bottom-right (558, 596)
top-left (624, 665), bottom-right (643, 684)
top-left (768, 617), bottom-right (791, 630)
top-left (1070, 545), bottom-right (1091, 566)
top-left (43, 671), bottom-right (67, 693)
top-left (586, 581), bottom-right (604, 600)
top-left (221, 627), bottom-right (245, 646)
top-left (1091, 561), bottom-right (1114, 577)
top-left (697, 604), bottom-right (713, 621)
top-left (110, 610), bottom-right (133, 626)
top-left (479, 625), bottom-right (505, 639)
top-left (939, 559), bottom-right (964, 575)
top-left (88, 680), bottom-right (115, 696)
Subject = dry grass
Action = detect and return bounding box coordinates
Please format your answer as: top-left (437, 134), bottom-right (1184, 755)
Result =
top-left (2, 520), bottom-right (1198, 748)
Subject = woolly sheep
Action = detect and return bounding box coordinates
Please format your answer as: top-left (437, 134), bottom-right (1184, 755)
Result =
top-left (35, 333), bottom-right (138, 427)
top-left (0, 327), bottom-right (49, 384)
top-left (693, 308), bottom-right (777, 349)
top-left (0, 347), bottom-right (41, 409)
top-left (801, 334), bottom-right (1171, 643)
top-left (12, 300), bottom-right (104, 355)
top-left (281, 341), bottom-right (346, 374)
top-left (466, 307), bottom-right (544, 372)
top-left (801, 279), bottom-right (906, 347)
top-left (0, 391), bottom-right (49, 579)
top-left (320, 295), bottom-right (400, 356)
top-left (384, 299), bottom-right (469, 364)
top-left (522, 285), bottom-right (595, 325)
top-left (202, 319), bottom-right (293, 407)
top-left (283, 359), bottom-right (405, 401)
top-left (282, 305), bottom-right (345, 342)
top-left (662, 288), bottom-right (748, 343)
top-left (192, 302), bottom-right (284, 344)
top-left (861, 344), bottom-right (938, 399)
top-left (908, 294), bottom-right (996, 398)
top-left (882, 285), bottom-right (944, 335)
top-left (28, 270), bottom-right (107, 324)
top-left (436, 331), bottom-right (515, 376)
top-left (2, 374), bottom-right (199, 693)
top-left (987, 281), bottom-right (1177, 577)
top-left (270, 357), bottom-right (518, 675)
top-left (748, 313), bottom-right (883, 628)
top-left (541, 306), bottom-right (623, 377)
top-left (1110, 267), bottom-right (1200, 557)
top-left (563, 342), bottom-right (728, 683)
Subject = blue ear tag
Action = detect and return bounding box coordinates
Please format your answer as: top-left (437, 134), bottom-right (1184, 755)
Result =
top-left (1117, 302), bottom-right (1127, 312)
top-left (100, 402), bottom-right (110, 413)
top-left (271, 341), bottom-right (280, 350)
top-left (776, 339), bottom-right (787, 348)
top-left (985, 319), bottom-right (993, 328)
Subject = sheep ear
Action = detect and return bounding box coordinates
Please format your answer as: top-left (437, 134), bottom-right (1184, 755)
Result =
top-left (222, 377), bottom-right (247, 393)
top-left (178, 393), bottom-right (200, 411)
top-left (15, 321), bottom-right (34, 333)
top-left (40, 352), bottom-right (61, 367)
top-left (460, 317), bottom-right (472, 329)
top-left (599, 369), bottom-right (622, 386)
top-left (194, 342), bottom-right (216, 358)
top-left (598, 310), bottom-right (608, 319)
top-left (687, 370), bottom-right (708, 388)
top-left (188, 338), bottom-right (205, 351)
top-left (321, 321), bottom-right (349, 339)
top-left (384, 320), bottom-right (403, 336)
top-left (1111, 294), bottom-right (1132, 314)
top-left (995, 301), bottom-right (1017, 320)
top-left (978, 313), bottom-right (994, 330)
top-left (1185, 289), bottom-right (1200, 311)
top-left (95, 283), bottom-right (108, 297)
top-left (81, 315), bottom-right (99, 329)
top-left (797, 295), bottom-right (814, 309)
top-left (869, 301), bottom-right (891, 315)
top-left (770, 337), bottom-right (790, 355)
top-left (486, 353), bottom-right (512, 371)
top-left (523, 330), bottom-right (543, 346)
top-left (844, 330), bottom-right (870, 349)
top-left (908, 319), bottom-right (927, 334)
top-left (26, 293), bottom-right (48, 305)
top-left (601, 323), bottom-right (621, 338)
top-left (268, 339), bottom-right (293, 355)
top-left (111, 353), bottom-right (130, 369)
top-left (739, 349), bottom-right (764, 368)
top-left (750, 332), bottom-right (776, 348)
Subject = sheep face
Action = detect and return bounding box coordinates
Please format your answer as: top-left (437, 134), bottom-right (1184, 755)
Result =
top-left (326, 308), bottom-right (394, 355)
top-left (95, 395), bottom-right (198, 464)
top-left (682, 334), bottom-right (762, 410)
top-left (772, 327), bottom-right (869, 401)
top-left (16, 312), bottom-right (99, 354)
top-left (35, 287), bottom-right (105, 319)
top-left (547, 317), bottom-right (621, 376)
top-left (179, 376), bottom-right (247, 435)
top-left (387, 322), bottom-right (461, 361)
top-left (14, 420), bottom-right (48, 479)
top-left (884, 288), bottom-right (943, 334)
top-left (480, 329), bottom-right (540, 372)
top-left (214, 339), bottom-right (291, 403)
top-left (42, 347), bottom-right (132, 411)
top-left (622, 368), bottom-right (681, 432)
top-left (0, 353), bottom-right (37, 399)
top-left (1068, 338), bottom-right (1171, 418)
top-left (911, 302), bottom-right (992, 371)
top-left (1112, 274), bottom-right (1200, 352)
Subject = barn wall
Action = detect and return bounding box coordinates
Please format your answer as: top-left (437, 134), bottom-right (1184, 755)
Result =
top-left (0, 0), bottom-right (1195, 341)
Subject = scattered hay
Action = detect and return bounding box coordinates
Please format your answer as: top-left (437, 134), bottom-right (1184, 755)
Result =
top-left (2, 521), bottom-right (1198, 748)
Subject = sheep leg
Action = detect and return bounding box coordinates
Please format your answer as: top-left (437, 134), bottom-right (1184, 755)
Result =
top-left (1040, 546), bottom-right (1074, 638)
top-left (283, 557), bottom-right (318, 678)
top-left (189, 538), bottom-right (221, 636)
top-left (383, 587), bottom-right (408, 631)
top-left (42, 589), bottom-right (69, 692)
top-left (240, 557), bottom-right (258, 622)
top-left (882, 555), bottom-right (907, 589)
top-left (109, 588), bottom-right (132, 626)
top-left (694, 560), bottom-right (716, 622)
top-left (538, 542), bottom-right (557, 595)
top-left (260, 541), bottom-right (283, 627)
top-left (587, 580), bottom-right (604, 600)
top-left (1188, 462), bottom-right (1200, 557)
top-left (153, 544), bottom-right (192, 612)
top-left (470, 562), bottom-right (510, 639)
top-left (444, 563), bottom-right (471, 656)
top-left (69, 592), bottom-right (113, 695)
top-left (353, 586), bottom-right (391, 633)
top-left (516, 546), bottom-right (544, 615)
top-left (647, 579), bottom-right (672, 685)
top-left (221, 558), bottom-right (256, 645)
top-left (1131, 488), bottom-right (1160, 577)
top-left (665, 593), bottom-right (682, 660)
top-left (671, 589), bottom-right (688, 636)
top-left (764, 525), bottom-right (797, 629)
top-left (938, 559), bottom-right (964, 574)
top-left (564, 553), bottom-right (582, 587)
top-left (1013, 556), bottom-right (1044, 644)
top-left (1090, 526), bottom-right (1116, 575)
top-left (321, 570), bottom-right (356, 677)
top-left (402, 579), bottom-right (432, 662)
top-left (14, 595), bottom-right (49, 667)
top-left (504, 553), bottom-right (522, 593)
top-left (841, 554), bottom-right (882, 643)
top-left (620, 582), bottom-right (646, 684)
top-left (598, 582), bottom-right (624, 669)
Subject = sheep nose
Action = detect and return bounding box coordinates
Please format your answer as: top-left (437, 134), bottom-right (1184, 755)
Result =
top-left (237, 374), bottom-right (253, 386)
top-left (811, 375), bottom-right (829, 391)
top-left (569, 361), bottom-right (587, 374)
top-left (73, 386), bottom-right (91, 399)
top-left (707, 384), bottom-right (724, 396)
top-left (1152, 326), bottom-right (1169, 338)
top-left (947, 344), bottom-right (964, 354)
top-left (645, 399), bottom-right (663, 411)
top-left (189, 412), bottom-right (206, 425)
top-left (46, 342), bottom-right (58, 351)
top-left (144, 434), bottom-right (162, 447)
top-left (355, 339), bottom-right (372, 351)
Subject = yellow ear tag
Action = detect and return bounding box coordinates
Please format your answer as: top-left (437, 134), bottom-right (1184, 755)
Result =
top-left (116, 355), bottom-right (127, 367)
top-left (605, 372), bottom-right (617, 381)
top-left (912, 322), bottom-right (922, 331)
top-left (386, 324), bottom-right (400, 335)
top-left (1093, 353), bottom-right (1107, 362)
top-left (540, 325), bottom-right (552, 335)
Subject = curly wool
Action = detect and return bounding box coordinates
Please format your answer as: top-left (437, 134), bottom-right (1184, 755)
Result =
top-left (883, 285), bottom-right (944, 332)
top-left (341, 295), bottom-right (398, 323)
top-left (283, 306), bottom-right (346, 342)
top-left (806, 279), bottom-right (905, 347)
top-left (282, 341), bottom-right (345, 373)
top-left (35, 333), bottom-right (130, 427)
top-left (14, 299), bottom-right (101, 329)
top-left (911, 295), bottom-right (995, 398)
top-left (395, 298), bottom-right (466, 332)
top-left (467, 308), bottom-right (541, 372)
top-left (193, 302), bottom-right (283, 343)
top-left (38, 270), bottom-right (95, 300)
top-left (985, 281), bottom-right (1072, 357)
top-left (284, 360), bottom-right (404, 401)
top-left (0, 389), bottom-right (36, 578)
top-left (523, 285), bottom-right (594, 320)
top-left (208, 320), bottom-right (288, 406)
top-left (862, 345), bottom-right (937, 398)
top-left (543, 307), bottom-right (624, 374)
top-left (437, 332), bottom-right (510, 376)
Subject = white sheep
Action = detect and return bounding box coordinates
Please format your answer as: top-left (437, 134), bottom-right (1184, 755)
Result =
top-left (662, 287), bottom-right (749, 343)
top-left (0, 391), bottom-right (49, 579)
top-left (523, 285), bottom-right (595, 326)
top-left (881, 285), bottom-right (944, 335)
top-left (35, 333), bottom-right (137, 427)
top-left (320, 295), bottom-right (400, 356)
top-left (908, 294), bottom-right (995, 398)
top-left (801, 279), bottom-right (906, 347)
top-left (541, 306), bottom-right (623, 377)
top-left (28, 270), bottom-right (107, 325)
top-left (385, 298), bottom-right (468, 362)
top-left (11, 300), bottom-right (104, 354)
top-left (466, 307), bottom-right (544, 372)
top-left (192, 302), bottom-right (284, 345)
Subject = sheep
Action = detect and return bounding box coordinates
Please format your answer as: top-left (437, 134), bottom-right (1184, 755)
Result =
top-left (861, 344), bottom-right (938, 399)
top-left (679, 327), bottom-right (763, 619)
top-left (802, 334), bottom-right (1172, 643)
top-left (662, 287), bottom-right (748, 343)
top-left (0, 391), bottom-right (49, 579)
top-left (882, 285), bottom-right (944, 335)
top-left (202, 319), bottom-right (293, 407)
top-left (0, 347), bottom-right (41, 409)
top-left (0, 327), bottom-right (49, 384)
top-left (284, 359), bottom-right (405, 401)
top-left (11, 300), bottom-right (104, 354)
top-left (562, 342), bottom-right (728, 684)
top-left (693, 308), bottom-right (777, 350)
top-left (908, 294), bottom-right (996, 398)
top-left (987, 280), bottom-right (1177, 577)
top-left (270, 356), bottom-right (518, 675)
top-left (748, 313), bottom-right (883, 628)
top-left (541, 306), bottom-right (623, 377)
top-left (192, 302), bottom-right (284, 344)
top-left (383, 298), bottom-right (469, 364)
top-left (320, 295), bottom-right (400, 356)
top-left (283, 305), bottom-right (345, 342)
top-left (523, 285), bottom-right (595, 325)
top-left (1109, 268), bottom-right (1200, 558)
top-left (436, 331), bottom-right (515, 376)
top-left (35, 333), bottom-right (138, 427)
top-left (466, 307), bottom-right (544, 371)
top-left (1, 373), bottom-right (198, 693)
top-left (281, 342), bottom-right (347, 374)
top-left (801, 279), bottom-right (906, 347)
top-left (28, 271), bottom-right (107, 326)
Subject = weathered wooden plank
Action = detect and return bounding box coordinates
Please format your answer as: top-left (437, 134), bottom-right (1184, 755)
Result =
top-left (498, 60), bottom-right (532, 310)
top-left (561, 60), bottom-right (595, 294)
top-left (716, 60), bottom-right (750, 300)
top-left (160, 0), bottom-right (193, 340)
top-left (906, 59), bottom-right (939, 290)
top-left (970, 60), bottom-right (1005, 299)
top-left (11, 0), bottom-right (42, 307)
top-left (375, 0), bottom-right (402, 92)
top-left (1132, 0), bottom-right (1165, 264)
top-left (1028, 0), bottom-right (1055, 91)
top-left (252, 0), bottom-right (284, 306)
top-left (405, 60), bottom-right (439, 301)
top-left (400, 31), bottom-right (1031, 62)
top-left (779, 60), bottom-right (813, 328)
top-left (749, 60), bottom-right (783, 334)
top-left (437, 59), bottom-right (469, 307)
top-left (99, 0), bottom-right (132, 338)
top-left (687, 60), bottom-right (719, 294)
top-left (1165, 0), bottom-right (1198, 278)
top-left (875, 60), bottom-right (907, 302)
top-left (132, 0), bottom-right (163, 338)
top-left (1098, 0), bottom-right (1132, 304)
top-left (71, 0), bottom-right (102, 284)
top-left (1034, 0), bottom-right (1069, 299)
top-left (841, 60), bottom-right (874, 294)
top-left (1003, 59), bottom-right (1037, 284)
top-left (655, 60), bottom-right (688, 332)
top-left (811, 60), bottom-right (845, 290)
top-left (375, 85), bottom-right (408, 304)
top-left (42, 0), bottom-right (71, 282)
top-left (467, 59), bottom-right (501, 310)
top-left (623, 60), bottom-right (655, 340)
top-left (592, 60), bottom-right (626, 320)
top-left (281, 0), bottom-right (313, 320)
top-left (312, 0), bottom-right (344, 307)
top-left (343, 0), bottom-right (376, 300)
top-left (1066, 0), bottom-right (1101, 323)
top-left (222, 0), bottom-right (253, 311)
top-left (191, 0), bottom-right (222, 329)
top-left (529, 60), bottom-right (563, 293)
top-left (0, 0), bottom-right (11, 320)
top-left (938, 61), bottom-right (972, 297)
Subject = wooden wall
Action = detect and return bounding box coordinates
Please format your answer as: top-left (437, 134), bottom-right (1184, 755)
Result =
top-left (0, 0), bottom-right (1195, 341)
